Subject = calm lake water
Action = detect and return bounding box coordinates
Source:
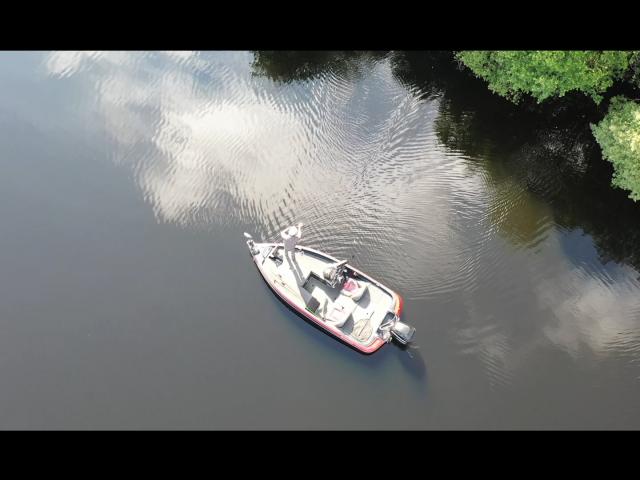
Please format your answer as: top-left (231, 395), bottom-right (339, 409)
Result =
top-left (1, 51), bottom-right (640, 429)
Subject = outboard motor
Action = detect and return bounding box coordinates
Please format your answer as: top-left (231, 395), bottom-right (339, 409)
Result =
top-left (390, 320), bottom-right (415, 345)
top-left (378, 312), bottom-right (416, 346)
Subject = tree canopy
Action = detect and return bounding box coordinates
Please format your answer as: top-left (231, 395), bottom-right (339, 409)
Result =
top-left (591, 96), bottom-right (640, 201)
top-left (457, 51), bottom-right (640, 201)
top-left (456, 51), bottom-right (634, 103)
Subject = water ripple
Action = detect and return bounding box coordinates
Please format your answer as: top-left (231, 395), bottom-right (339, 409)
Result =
top-left (42, 51), bottom-right (640, 383)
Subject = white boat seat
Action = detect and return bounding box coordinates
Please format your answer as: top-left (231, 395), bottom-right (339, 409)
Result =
top-left (326, 309), bottom-right (349, 328)
top-left (326, 294), bottom-right (357, 327)
top-left (341, 278), bottom-right (367, 302)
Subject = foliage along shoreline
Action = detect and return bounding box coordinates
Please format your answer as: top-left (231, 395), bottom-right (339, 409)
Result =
top-left (455, 51), bottom-right (640, 202)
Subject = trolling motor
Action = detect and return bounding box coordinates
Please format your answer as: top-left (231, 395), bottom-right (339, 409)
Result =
top-left (244, 232), bottom-right (260, 256)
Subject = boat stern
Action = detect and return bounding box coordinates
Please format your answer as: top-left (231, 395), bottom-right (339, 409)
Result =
top-left (378, 309), bottom-right (416, 346)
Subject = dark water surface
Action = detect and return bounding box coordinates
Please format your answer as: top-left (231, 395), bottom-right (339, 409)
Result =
top-left (1, 51), bottom-right (640, 429)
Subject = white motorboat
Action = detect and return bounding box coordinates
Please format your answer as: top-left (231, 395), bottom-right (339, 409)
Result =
top-left (244, 228), bottom-right (415, 354)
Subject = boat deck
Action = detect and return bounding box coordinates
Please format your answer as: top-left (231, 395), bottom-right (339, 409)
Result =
top-left (256, 244), bottom-right (394, 346)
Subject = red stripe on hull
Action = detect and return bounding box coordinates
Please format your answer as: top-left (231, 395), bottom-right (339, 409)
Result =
top-left (394, 293), bottom-right (404, 317)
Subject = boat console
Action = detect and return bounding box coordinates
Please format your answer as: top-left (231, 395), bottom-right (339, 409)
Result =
top-left (322, 260), bottom-right (348, 288)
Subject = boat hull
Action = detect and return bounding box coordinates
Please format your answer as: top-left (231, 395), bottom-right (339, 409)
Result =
top-left (250, 243), bottom-right (403, 354)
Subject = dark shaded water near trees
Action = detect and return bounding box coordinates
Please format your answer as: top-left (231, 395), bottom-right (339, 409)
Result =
top-left (1, 51), bottom-right (639, 428)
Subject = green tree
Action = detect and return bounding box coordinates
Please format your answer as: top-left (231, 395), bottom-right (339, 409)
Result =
top-left (456, 51), bottom-right (633, 103)
top-left (591, 96), bottom-right (640, 201)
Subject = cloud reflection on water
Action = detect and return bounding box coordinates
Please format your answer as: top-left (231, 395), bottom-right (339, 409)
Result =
top-left (43, 51), bottom-right (640, 383)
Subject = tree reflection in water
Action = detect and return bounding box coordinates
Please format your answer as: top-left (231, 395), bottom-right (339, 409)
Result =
top-left (252, 50), bottom-right (640, 273)
top-left (251, 51), bottom-right (388, 84)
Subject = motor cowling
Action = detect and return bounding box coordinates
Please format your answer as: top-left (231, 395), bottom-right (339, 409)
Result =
top-left (378, 312), bottom-right (415, 345)
top-left (390, 320), bottom-right (415, 345)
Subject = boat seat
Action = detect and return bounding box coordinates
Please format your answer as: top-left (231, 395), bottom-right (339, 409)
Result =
top-left (341, 278), bottom-right (367, 302)
top-left (326, 295), bottom-right (357, 327)
top-left (327, 310), bottom-right (349, 328)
